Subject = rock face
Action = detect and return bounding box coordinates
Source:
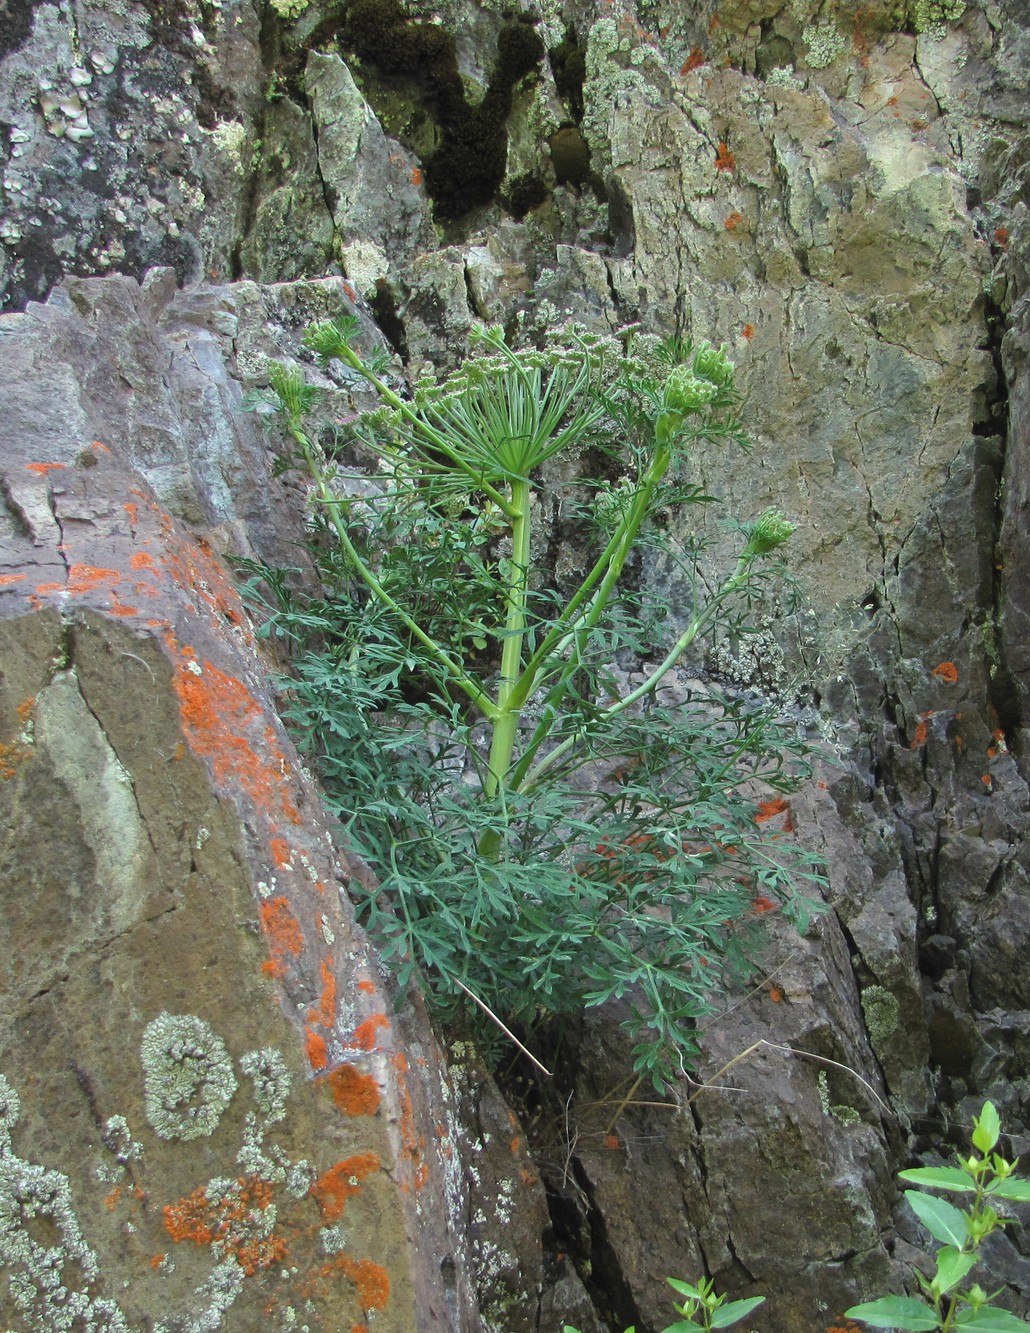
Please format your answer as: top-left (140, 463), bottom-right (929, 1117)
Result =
top-left (0, 273), bottom-right (557, 1332)
top-left (2, 0), bottom-right (1030, 1329)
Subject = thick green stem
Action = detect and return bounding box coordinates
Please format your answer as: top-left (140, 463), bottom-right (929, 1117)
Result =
top-left (294, 426), bottom-right (499, 721)
top-left (478, 478), bottom-right (532, 857)
top-left (513, 554), bottom-right (754, 794)
top-left (506, 441), bottom-right (672, 722)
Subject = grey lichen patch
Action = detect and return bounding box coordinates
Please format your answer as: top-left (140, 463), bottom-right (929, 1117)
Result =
top-left (0, 1072), bottom-right (132, 1331)
top-left (240, 1047), bottom-right (291, 1123)
top-left (141, 1012), bottom-right (238, 1140)
top-left (861, 985), bottom-right (901, 1043)
top-left (801, 21), bottom-right (848, 68)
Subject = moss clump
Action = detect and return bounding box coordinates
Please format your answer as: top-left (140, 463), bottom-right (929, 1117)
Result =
top-left (861, 985), bottom-right (901, 1043)
top-left (424, 19), bottom-right (545, 218)
top-left (342, 1), bottom-right (544, 218)
top-left (505, 172), bottom-right (550, 218)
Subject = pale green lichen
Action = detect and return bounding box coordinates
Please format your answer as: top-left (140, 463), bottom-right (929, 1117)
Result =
top-left (802, 21), bottom-right (847, 68)
top-left (911, 0), bottom-right (964, 35)
top-left (141, 1012), bottom-right (238, 1140)
top-left (766, 65), bottom-right (806, 90)
top-left (208, 119), bottom-right (249, 170)
top-left (269, 0), bottom-right (309, 18)
top-left (240, 1048), bottom-right (291, 1123)
top-left (861, 985), bottom-right (900, 1042)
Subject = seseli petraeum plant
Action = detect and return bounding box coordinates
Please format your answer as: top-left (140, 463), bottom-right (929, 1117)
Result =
top-left (243, 317), bottom-right (825, 1086)
top-left (845, 1101), bottom-right (1030, 1330)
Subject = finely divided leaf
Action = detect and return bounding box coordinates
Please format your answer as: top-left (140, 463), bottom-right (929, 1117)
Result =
top-left (844, 1295), bottom-right (940, 1329)
top-left (906, 1190), bottom-right (970, 1247)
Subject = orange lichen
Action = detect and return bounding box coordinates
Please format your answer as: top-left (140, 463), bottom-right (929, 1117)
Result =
top-left (260, 896), bottom-right (304, 980)
top-left (931, 661), bottom-right (959, 684)
top-left (130, 552), bottom-right (157, 571)
top-left (409, 167), bottom-right (423, 186)
top-left (510, 1136), bottom-right (522, 1154)
top-left (681, 45), bottom-right (705, 73)
top-left (603, 1134), bottom-right (621, 1150)
top-left (357, 979), bottom-right (376, 994)
top-left (755, 797), bottom-right (789, 822)
top-left (309, 1154), bottom-right (381, 1224)
top-left (911, 720), bottom-right (929, 749)
top-left (163, 1176), bottom-right (286, 1276)
top-left (349, 1014), bottom-right (390, 1051)
top-left (329, 1256), bottom-right (391, 1312)
top-left (724, 210), bottom-right (744, 230)
top-left (751, 896), bottom-right (778, 914)
top-left (0, 574), bottom-right (26, 586)
top-left (397, 1071), bottom-right (426, 1190)
top-left (768, 985), bottom-right (784, 1003)
top-left (270, 836), bottom-right (293, 869)
top-left (714, 141), bottom-right (735, 172)
top-left (170, 643), bottom-right (302, 827)
top-left (995, 227), bottom-right (1010, 248)
top-left (308, 958), bottom-right (337, 1029)
top-left (325, 1064), bottom-right (382, 1116)
top-left (306, 1028), bottom-right (330, 1071)
top-left (149, 1253), bottom-right (166, 1269)
top-left (742, 323), bottom-right (755, 340)
top-left (25, 462), bottom-right (67, 474)
top-left (0, 737), bottom-right (32, 781)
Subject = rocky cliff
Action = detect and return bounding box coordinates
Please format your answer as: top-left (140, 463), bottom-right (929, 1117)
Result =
top-left (2, 0), bottom-right (1029, 1329)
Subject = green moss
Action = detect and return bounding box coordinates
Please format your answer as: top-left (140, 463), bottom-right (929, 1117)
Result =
top-left (549, 25), bottom-right (586, 122)
top-left (861, 985), bottom-right (900, 1043)
top-left (341, 1), bottom-right (544, 218)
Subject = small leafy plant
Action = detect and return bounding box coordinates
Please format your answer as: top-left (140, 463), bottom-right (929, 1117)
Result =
top-left (845, 1102), bottom-right (1030, 1331)
top-left (245, 316), bottom-right (824, 1085)
top-left (563, 1273), bottom-right (765, 1332)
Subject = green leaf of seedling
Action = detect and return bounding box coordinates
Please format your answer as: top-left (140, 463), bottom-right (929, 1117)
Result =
top-left (667, 1279), bottom-right (705, 1301)
top-left (986, 1178), bottom-right (1030, 1202)
top-left (933, 1246), bottom-right (978, 1296)
top-left (973, 1103), bottom-right (1002, 1155)
top-left (906, 1189), bottom-right (970, 1247)
top-left (710, 1296), bottom-right (766, 1326)
top-left (900, 1167), bottom-right (977, 1193)
top-left (661, 1322), bottom-right (705, 1333)
top-left (954, 1307), bottom-right (1030, 1329)
top-left (844, 1295), bottom-right (941, 1329)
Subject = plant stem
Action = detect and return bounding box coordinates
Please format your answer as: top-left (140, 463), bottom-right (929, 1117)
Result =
top-left (513, 553), bottom-right (754, 794)
top-left (295, 426), bottom-right (500, 721)
top-left (335, 346), bottom-right (519, 519)
top-left (479, 478), bottom-right (532, 856)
